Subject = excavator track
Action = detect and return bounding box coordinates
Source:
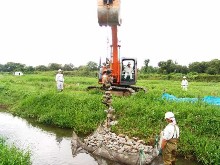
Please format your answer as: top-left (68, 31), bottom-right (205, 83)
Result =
top-left (129, 85), bottom-right (147, 93)
top-left (87, 85), bottom-right (147, 96)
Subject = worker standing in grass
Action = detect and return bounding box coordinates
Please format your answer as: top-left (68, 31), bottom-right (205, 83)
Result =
top-left (181, 76), bottom-right (188, 91)
top-left (161, 112), bottom-right (180, 165)
top-left (55, 69), bottom-right (64, 92)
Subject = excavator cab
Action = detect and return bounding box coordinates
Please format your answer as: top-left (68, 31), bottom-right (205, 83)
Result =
top-left (98, 58), bottom-right (137, 86)
top-left (120, 58), bottom-right (137, 86)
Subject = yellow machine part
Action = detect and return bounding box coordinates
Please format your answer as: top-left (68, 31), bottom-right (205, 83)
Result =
top-left (97, 0), bottom-right (121, 26)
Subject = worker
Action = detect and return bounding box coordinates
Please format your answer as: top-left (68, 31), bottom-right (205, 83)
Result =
top-left (55, 69), bottom-right (64, 91)
top-left (124, 62), bottom-right (133, 80)
top-left (98, 63), bottom-right (107, 82)
top-left (102, 69), bottom-right (113, 90)
top-left (101, 63), bottom-right (107, 74)
top-left (181, 76), bottom-right (188, 91)
top-left (161, 112), bottom-right (180, 165)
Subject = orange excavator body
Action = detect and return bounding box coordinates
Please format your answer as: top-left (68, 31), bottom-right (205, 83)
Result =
top-left (88, 0), bottom-right (146, 95)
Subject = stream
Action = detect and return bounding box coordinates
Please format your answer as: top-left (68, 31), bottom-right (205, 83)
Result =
top-left (0, 112), bottom-right (199, 165)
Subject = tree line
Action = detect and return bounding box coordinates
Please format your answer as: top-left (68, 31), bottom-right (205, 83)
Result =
top-left (0, 59), bottom-right (220, 75)
top-left (141, 59), bottom-right (220, 75)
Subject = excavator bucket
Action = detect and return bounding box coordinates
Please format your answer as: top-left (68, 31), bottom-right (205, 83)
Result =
top-left (97, 0), bottom-right (121, 26)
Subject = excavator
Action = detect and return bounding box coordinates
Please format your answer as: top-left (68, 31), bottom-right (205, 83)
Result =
top-left (88, 0), bottom-right (146, 96)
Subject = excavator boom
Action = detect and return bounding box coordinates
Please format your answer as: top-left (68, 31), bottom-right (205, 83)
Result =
top-left (111, 25), bottom-right (120, 84)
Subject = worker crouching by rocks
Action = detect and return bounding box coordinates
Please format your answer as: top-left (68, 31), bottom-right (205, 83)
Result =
top-left (102, 68), bottom-right (113, 90)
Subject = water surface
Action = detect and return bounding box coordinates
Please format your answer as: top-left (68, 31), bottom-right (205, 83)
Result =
top-left (0, 112), bottom-right (98, 165)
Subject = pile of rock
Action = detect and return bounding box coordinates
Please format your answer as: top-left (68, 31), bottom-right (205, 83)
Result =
top-left (84, 127), bottom-right (153, 154)
top-left (71, 124), bottom-right (157, 165)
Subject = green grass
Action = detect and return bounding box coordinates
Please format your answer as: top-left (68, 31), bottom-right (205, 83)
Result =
top-left (0, 73), bottom-right (220, 164)
top-left (0, 137), bottom-right (31, 165)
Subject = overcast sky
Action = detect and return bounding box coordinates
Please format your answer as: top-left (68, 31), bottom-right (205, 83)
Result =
top-left (1, 0), bottom-right (220, 68)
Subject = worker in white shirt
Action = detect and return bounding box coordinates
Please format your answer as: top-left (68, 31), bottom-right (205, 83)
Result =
top-left (181, 76), bottom-right (188, 91)
top-left (124, 62), bottom-right (133, 80)
top-left (55, 69), bottom-right (64, 91)
top-left (161, 112), bottom-right (180, 165)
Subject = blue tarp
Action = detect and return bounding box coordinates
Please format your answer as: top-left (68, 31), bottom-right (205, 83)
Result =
top-left (203, 96), bottom-right (220, 106)
top-left (162, 93), bottom-right (220, 106)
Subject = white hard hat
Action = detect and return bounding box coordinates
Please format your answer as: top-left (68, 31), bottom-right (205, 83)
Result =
top-left (183, 76), bottom-right (186, 79)
top-left (58, 69), bottom-right (62, 72)
top-left (165, 112), bottom-right (175, 119)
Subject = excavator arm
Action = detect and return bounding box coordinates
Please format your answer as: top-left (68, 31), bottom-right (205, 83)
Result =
top-left (111, 25), bottom-right (120, 83)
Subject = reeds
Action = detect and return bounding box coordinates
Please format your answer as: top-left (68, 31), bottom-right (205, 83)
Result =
top-left (0, 138), bottom-right (31, 165)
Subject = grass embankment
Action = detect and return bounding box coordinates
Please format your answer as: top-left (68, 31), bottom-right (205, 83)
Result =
top-left (0, 73), bottom-right (219, 164)
top-left (0, 137), bottom-right (31, 165)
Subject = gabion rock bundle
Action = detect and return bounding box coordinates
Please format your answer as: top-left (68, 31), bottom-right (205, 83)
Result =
top-left (102, 91), bottom-right (117, 127)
